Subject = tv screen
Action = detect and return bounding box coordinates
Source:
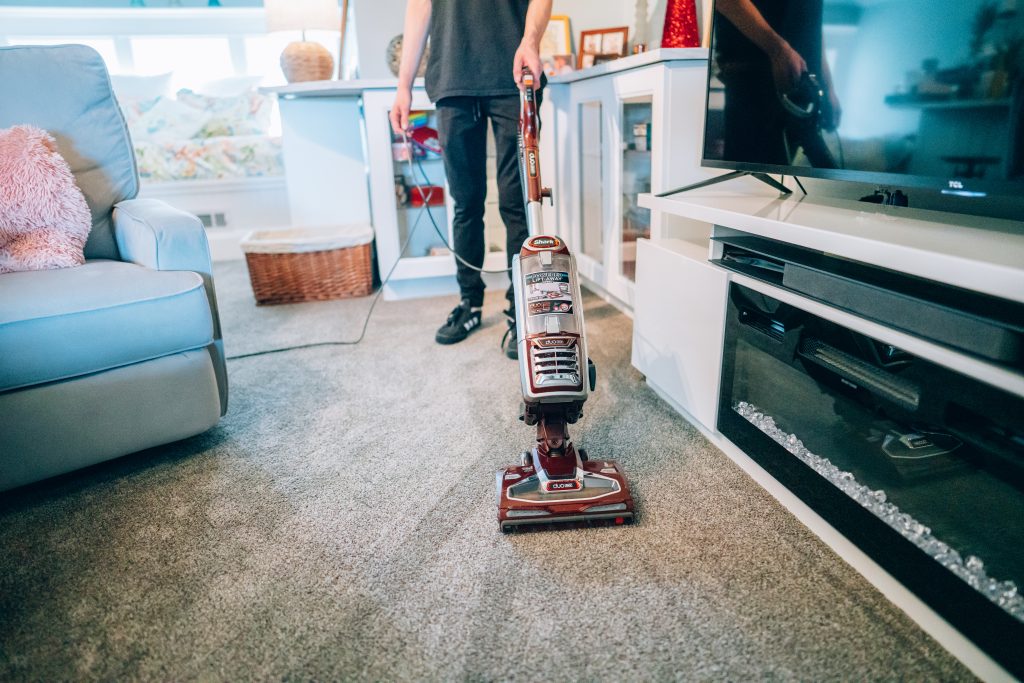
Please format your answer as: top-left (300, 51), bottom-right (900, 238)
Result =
top-left (702, 0), bottom-right (1024, 198)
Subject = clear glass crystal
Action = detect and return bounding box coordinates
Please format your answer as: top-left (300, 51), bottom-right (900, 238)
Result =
top-left (735, 401), bottom-right (1024, 622)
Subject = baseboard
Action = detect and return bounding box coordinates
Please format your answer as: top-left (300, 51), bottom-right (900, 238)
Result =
top-left (644, 379), bottom-right (1014, 683)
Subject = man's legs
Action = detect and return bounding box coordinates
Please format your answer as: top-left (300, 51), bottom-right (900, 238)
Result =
top-left (484, 92), bottom-right (541, 359)
top-left (483, 93), bottom-right (538, 308)
top-left (435, 97), bottom-right (488, 343)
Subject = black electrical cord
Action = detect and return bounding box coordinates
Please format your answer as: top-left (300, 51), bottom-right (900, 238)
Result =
top-left (407, 137), bottom-right (511, 275)
top-left (226, 204), bottom-right (425, 361)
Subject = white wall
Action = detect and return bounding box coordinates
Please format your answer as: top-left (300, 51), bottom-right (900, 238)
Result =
top-left (351, 0), bottom-right (647, 79)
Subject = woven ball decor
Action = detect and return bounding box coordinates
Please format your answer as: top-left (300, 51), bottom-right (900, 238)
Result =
top-left (281, 41), bottom-right (335, 83)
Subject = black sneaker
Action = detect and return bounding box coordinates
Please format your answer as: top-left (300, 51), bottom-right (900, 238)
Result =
top-left (501, 309), bottom-right (518, 360)
top-left (436, 301), bottom-right (481, 344)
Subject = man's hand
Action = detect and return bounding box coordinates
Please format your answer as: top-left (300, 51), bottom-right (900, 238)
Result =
top-left (769, 40), bottom-right (806, 95)
top-left (513, 39), bottom-right (542, 89)
top-left (390, 87), bottom-right (412, 136)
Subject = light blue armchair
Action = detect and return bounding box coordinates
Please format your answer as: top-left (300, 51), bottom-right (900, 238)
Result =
top-left (0, 45), bottom-right (227, 491)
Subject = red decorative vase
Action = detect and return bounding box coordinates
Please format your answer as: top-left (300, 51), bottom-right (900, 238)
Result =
top-left (660, 0), bottom-right (701, 48)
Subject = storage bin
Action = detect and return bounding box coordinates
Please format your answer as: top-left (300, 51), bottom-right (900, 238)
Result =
top-left (241, 225), bottom-right (375, 305)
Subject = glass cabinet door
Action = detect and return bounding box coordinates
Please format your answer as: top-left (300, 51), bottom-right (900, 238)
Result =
top-left (387, 108), bottom-right (449, 259)
top-left (620, 96), bottom-right (653, 282)
top-left (578, 100), bottom-right (604, 264)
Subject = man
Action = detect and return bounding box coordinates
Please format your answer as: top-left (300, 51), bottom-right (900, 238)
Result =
top-left (390, 0), bottom-right (552, 360)
top-left (715, 0), bottom-right (841, 167)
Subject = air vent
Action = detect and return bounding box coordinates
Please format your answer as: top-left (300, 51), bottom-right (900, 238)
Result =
top-left (196, 212), bottom-right (228, 228)
top-left (531, 340), bottom-right (580, 387)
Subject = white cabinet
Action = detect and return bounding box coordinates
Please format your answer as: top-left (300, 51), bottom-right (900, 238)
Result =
top-left (548, 48), bottom-right (713, 310)
top-left (278, 94), bottom-right (370, 228)
top-left (363, 88), bottom-right (457, 300)
top-left (631, 238), bottom-right (728, 431)
top-left (268, 80), bottom-right (516, 301)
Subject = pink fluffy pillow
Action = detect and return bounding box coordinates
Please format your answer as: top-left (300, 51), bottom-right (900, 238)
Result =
top-left (0, 125), bottom-right (92, 274)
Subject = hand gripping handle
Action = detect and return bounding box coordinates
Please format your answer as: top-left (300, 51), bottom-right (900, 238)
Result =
top-left (518, 67), bottom-right (549, 206)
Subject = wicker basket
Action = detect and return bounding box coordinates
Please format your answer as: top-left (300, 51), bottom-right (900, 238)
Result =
top-left (241, 225), bottom-right (375, 305)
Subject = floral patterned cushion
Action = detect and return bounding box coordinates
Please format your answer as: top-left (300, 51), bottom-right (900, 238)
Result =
top-left (175, 89), bottom-right (274, 138)
top-left (119, 87), bottom-right (282, 181)
top-left (131, 96), bottom-right (209, 141)
top-left (134, 135), bottom-right (282, 182)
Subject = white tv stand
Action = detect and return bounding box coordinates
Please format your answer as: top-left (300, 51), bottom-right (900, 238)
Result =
top-left (633, 185), bottom-right (1024, 681)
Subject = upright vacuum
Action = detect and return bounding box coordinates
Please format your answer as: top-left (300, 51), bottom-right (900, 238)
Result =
top-left (496, 69), bottom-right (636, 532)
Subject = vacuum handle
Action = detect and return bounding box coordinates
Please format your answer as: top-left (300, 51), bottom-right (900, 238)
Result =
top-left (519, 67), bottom-right (544, 206)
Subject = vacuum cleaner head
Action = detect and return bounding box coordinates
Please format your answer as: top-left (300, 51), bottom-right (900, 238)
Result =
top-left (497, 448), bottom-right (635, 533)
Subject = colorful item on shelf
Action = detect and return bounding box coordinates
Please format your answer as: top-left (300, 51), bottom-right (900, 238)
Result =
top-left (633, 123), bottom-right (649, 151)
top-left (409, 126), bottom-right (442, 157)
top-left (394, 174), bottom-right (409, 206)
top-left (410, 185), bottom-right (445, 207)
top-left (407, 110), bottom-right (430, 129)
top-left (392, 141), bottom-right (412, 162)
top-left (660, 0), bottom-right (700, 49)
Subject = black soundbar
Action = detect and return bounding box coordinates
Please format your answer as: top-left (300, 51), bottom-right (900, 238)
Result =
top-left (712, 234), bottom-right (1024, 368)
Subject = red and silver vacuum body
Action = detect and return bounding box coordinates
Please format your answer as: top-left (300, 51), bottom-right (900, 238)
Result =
top-left (513, 237), bottom-right (588, 406)
top-left (497, 70), bottom-right (635, 532)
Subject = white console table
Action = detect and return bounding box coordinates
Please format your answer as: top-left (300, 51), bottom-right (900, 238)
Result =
top-left (633, 185), bottom-right (1024, 681)
top-left (634, 187), bottom-right (1024, 433)
top-left (545, 48), bottom-right (714, 311)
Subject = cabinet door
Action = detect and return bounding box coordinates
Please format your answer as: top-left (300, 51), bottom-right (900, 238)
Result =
top-left (607, 68), bottom-right (659, 307)
top-left (632, 238), bottom-right (728, 431)
top-left (568, 79), bottom-right (612, 288)
top-left (364, 89), bottom-right (459, 294)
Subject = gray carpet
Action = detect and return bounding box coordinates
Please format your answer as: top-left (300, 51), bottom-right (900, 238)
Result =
top-left (0, 261), bottom-right (972, 681)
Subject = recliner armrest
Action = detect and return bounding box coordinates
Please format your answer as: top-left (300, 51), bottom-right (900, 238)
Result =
top-left (112, 198), bottom-right (228, 415)
top-left (112, 198), bottom-right (212, 278)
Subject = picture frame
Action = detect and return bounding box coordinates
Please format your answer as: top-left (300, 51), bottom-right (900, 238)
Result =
top-left (540, 15), bottom-right (572, 58)
top-left (578, 27), bottom-right (629, 69)
top-left (542, 54), bottom-right (576, 78)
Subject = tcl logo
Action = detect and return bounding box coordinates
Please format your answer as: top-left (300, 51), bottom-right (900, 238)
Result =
top-left (546, 480), bottom-right (581, 491)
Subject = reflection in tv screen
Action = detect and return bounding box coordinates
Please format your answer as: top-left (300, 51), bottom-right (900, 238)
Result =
top-left (703, 0), bottom-right (1024, 191)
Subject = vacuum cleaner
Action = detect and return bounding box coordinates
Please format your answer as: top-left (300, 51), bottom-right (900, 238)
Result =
top-left (496, 69), bottom-right (636, 533)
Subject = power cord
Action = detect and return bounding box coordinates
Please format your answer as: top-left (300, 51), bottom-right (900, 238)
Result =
top-left (403, 132), bottom-right (511, 275)
top-left (226, 204), bottom-right (424, 360)
top-left (227, 130), bottom-right (510, 361)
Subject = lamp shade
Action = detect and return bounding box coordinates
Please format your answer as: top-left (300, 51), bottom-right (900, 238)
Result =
top-left (265, 0), bottom-right (340, 33)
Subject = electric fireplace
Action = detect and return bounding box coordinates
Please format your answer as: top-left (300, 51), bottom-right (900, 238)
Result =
top-left (714, 235), bottom-right (1024, 675)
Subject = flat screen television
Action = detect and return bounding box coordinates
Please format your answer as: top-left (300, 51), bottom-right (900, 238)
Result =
top-left (701, 0), bottom-right (1024, 199)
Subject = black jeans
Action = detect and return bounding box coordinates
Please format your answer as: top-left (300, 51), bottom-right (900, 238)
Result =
top-left (435, 92), bottom-right (541, 313)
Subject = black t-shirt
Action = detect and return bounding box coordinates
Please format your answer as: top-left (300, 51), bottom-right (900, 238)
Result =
top-left (425, 0), bottom-right (530, 102)
top-left (715, 0), bottom-right (823, 76)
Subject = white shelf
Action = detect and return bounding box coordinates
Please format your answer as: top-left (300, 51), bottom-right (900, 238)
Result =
top-left (549, 47), bottom-right (709, 84)
top-left (262, 78), bottom-right (425, 98)
top-left (639, 188), bottom-right (1024, 303)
